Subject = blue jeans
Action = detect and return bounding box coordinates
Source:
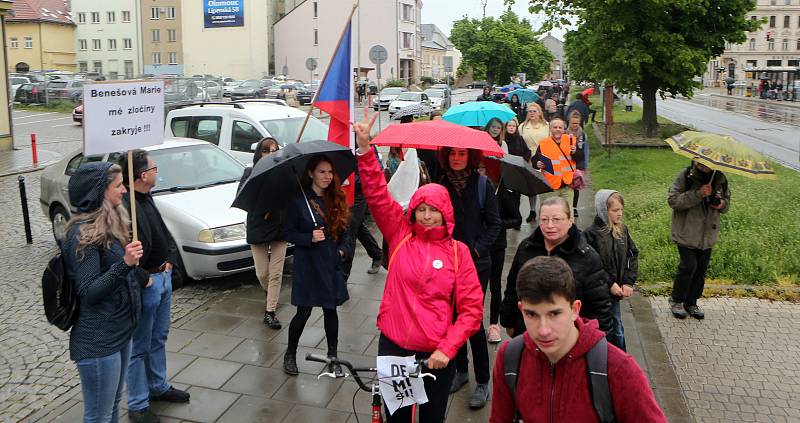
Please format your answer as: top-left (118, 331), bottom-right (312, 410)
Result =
top-left (612, 299), bottom-right (626, 351)
top-left (127, 270), bottom-right (172, 411)
top-left (76, 343), bottom-right (131, 423)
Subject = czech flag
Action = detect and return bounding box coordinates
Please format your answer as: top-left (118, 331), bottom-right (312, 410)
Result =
top-left (314, 22), bottom-right (355, 204)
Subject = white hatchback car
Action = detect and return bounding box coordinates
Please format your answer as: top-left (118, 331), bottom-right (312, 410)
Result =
top-left (39, 138), bottom-right (255, 280)
top-left (164, 101), bottom-right (329, 164)
top-left (388, 92), bottom-right (431, 117)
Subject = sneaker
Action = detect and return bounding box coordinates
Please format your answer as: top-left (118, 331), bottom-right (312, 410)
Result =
top-left (263, 311), bottom-right (282, 330)
top-left (283, 353), bottom-right (299, 376)
top-left (685, 305), bottom-right (705, 320)
top-left (573, 207), bottom-right (579, 218)
top-left (367, 259), bottom-right (381, 274)
top-left (525, 211), bottom-right (536, 223)
top-left (328, 357), bottom-right (345, 377)
top-left (487, 324), bottom-right (502, 344)
top-left (670, 301), bottom-right (688, 319)
top-left (128, 407), bottom-right (160, 423)
top-left (149, 386), bottom-right (190, 403)
top-left (469, 383), bottom-right (490, 409)
top-left (449, 371), bottom-right (468, 393)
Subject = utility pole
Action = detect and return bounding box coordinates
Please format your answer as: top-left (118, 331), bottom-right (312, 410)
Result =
top-left (480, 0), bottom-right (488, 19)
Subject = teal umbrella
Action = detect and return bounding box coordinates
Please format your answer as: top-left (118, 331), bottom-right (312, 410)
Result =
top-left (507, 89), bottom-right (539, 104)
top-left (443, 101), bottom-right (516, 127)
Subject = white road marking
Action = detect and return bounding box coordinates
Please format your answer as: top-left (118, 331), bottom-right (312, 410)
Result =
top-left (14, 117), bottom-right (73, 126)
top-left (12, 112), bottom-right (59, 120)
top-left (51, 123), bottom-right (79, 127)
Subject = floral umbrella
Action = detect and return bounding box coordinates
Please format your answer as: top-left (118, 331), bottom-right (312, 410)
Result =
top-left (666, 131), bottom-right (776, 179)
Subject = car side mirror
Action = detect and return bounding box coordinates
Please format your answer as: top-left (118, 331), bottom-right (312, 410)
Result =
top-left (251, 142), bottom-right (259, 152)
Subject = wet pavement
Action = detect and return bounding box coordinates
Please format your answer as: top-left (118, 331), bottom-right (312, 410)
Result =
top-left (682, 93), bottom-right (800, 127)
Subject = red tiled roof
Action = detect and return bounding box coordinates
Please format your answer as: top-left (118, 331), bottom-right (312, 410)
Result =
top-left (8, 0), bottom-right (74, 25)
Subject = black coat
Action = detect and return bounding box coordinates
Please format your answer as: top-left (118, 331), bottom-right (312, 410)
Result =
top-left (439, 172), bottom-right (501, 275)
top-left (583, 217), bottom-right (639, 288)
top-left (505, 133), bottom-right (532, 162)
top-left (284, 193), bottom-right (351, 308)
top-left (491, 181), bottom-right (522, 251)
top-left (499, 225), bottom-right (614, 337)
top-left (238, 167), bottom-right (286, 245)
top-left (509, 101), bottom-right (527, 122)
top-left (565, 100), bottom-right (590, 126)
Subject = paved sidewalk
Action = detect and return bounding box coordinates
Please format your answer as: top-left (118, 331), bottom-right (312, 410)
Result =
top-left (0, 148), bottom-right (61, 177)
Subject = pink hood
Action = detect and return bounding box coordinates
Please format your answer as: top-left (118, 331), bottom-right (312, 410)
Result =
top-left (407, 183), bottom-right (456, 238)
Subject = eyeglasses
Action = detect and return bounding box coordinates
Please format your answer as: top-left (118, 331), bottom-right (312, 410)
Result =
top-left (144, 166), bottom-right (158, 173)
top-left (540, 216), bottom-right (568, 226)
top-left (262, 148), bottom-right (277, 153)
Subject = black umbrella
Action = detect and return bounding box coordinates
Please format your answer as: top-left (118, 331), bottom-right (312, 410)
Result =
top-left (232, 140), bottom-right (356, 217)
top-left (495, 155), bottom-right (553, 196)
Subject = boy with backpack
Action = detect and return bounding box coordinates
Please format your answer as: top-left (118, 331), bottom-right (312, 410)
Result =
top-left (490, 256), bottom-right (666, 423)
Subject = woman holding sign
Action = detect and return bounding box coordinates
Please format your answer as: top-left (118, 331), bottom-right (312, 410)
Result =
top-left (353, 110), bottom-right (484, 422)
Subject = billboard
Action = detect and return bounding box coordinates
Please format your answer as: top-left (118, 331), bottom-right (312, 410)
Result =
top-left (204, 0), bottom-right (244, 28)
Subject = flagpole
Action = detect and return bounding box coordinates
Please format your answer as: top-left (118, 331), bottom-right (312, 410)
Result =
top-left (295, 0), bottom-right (360, 144)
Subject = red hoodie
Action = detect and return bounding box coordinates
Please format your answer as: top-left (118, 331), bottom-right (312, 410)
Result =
top-left (357, 148), bottom-right (483, 359)
top-left (491, 318), bottom-right (667, 423)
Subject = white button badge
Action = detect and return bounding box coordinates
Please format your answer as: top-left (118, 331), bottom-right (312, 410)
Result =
top-left (432, 259), bottom-right (443, 270)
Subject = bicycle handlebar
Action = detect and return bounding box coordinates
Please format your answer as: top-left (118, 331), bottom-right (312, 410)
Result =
top-left (305, 353), bottom-right (434, 392)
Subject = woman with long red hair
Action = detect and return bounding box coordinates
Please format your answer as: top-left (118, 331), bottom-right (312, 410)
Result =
top-left (282, 155), bottom-right (351, 376)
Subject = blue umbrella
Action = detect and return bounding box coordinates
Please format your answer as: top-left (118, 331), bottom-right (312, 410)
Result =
top-left (499, 84), bottom-right (523, 93)
top-left (507, 88), bottom-right (539, 104)
top-left (442, 101), bottom-right (516, 127)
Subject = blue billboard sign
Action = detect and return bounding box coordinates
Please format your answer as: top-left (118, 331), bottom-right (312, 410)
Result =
top-left (204, 0), bottom-right (244, 28)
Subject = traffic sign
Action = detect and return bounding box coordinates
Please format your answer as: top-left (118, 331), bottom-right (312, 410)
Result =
top-left (305, 58), bottom-right (318, 71)
top-left (369, 45), bottom-right (388, 65)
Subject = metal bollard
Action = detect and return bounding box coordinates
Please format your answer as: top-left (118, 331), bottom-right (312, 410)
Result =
top-left (18, 176), bottom-right (33, 244)
top-left (31, 133), bottom-right (38, 165)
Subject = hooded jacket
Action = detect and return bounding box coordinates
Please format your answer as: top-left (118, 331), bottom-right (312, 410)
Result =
top-left (668, 166), bottom-right (730, 250)
top-left (500, 225), bottom-right (614, 337)
top-left (238, 159), bottom-right (286, 245)
top-left (357, 148), bottom-right (483, 359)
top-left (490, 318), bottom-right (668, 423)
top-left (583, 189), bottom-right (639, 287)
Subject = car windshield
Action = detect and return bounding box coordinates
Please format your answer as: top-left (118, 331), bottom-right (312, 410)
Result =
top-left (395, 92), bottom-right (421, 101)
top-left (260, 116), bottom-right (329, 146)
top-left (240, 80), bottom-right (260, 87)
top-left (381, 88), bottom-right (403, 95)
top-left (149, 145), bottom-right (244, 193)
top-left (423, 89), bottom-right (444, 98)
top-left (48, 81), bottom-right (68, 88)
top-left (10, 77), bottom-right (28, 85)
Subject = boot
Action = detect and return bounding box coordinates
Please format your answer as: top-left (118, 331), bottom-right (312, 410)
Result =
top-left (283, 352), bottom-right (299, 376)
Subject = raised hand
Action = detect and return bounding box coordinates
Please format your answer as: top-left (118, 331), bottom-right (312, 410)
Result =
top-left (354, 107), bottom-right (378, 154)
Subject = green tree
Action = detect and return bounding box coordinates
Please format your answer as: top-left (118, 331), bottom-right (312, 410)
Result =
top-left (450, 9), bottom-right (553, 86)
top-left (510, 0), bottom-right (760, 136)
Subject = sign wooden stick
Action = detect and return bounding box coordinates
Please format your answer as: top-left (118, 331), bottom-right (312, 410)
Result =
top-left (127, 150), bottom-right (138, 242)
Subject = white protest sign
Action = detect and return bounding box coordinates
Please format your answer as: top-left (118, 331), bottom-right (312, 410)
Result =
top-left (83, 80), bottom-right (165, 155)
top-left (376, 355), bottom-right (429, 416)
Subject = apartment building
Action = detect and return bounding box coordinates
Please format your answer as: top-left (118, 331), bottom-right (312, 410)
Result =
top-left (5, 0), bottom-right (76, 73)
top-left (72, 0), bottom-right (143, 79)
top-left (140, 0), bottom-right (183, 75)
top-left (705, 0), bottom-right (800, 88)
top-left (1, 0), bottom-right (14, 151)
top-left (419, 23), bottom-right (460, 81)
top-left (273, 0), bottom-right (423, 85)
top-left (540, 33), bottom-right (566, 80)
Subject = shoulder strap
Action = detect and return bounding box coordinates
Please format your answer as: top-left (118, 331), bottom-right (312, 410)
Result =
top-left (478, 175), bottom-right (487, 210)
top-left (387, 233), bottom-right (413, 272)
top-left (586, 337), bottom-right (617, 423)
top-left (555, 136), bottom-right (576, 172)
top-left (503, 335), bottom-right (526, 422)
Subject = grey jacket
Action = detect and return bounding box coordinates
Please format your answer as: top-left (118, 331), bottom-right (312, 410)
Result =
top-left (667, 167), bottom-right (730, 250)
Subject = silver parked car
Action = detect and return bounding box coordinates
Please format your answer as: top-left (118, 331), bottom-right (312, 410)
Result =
top-left (39, 138), bottom-right (255, 280)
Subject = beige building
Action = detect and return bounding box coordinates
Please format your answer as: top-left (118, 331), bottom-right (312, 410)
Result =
top-left (5, 0), bottom-right (76, 73)
top-left (180, 0), bottom-right (269, 79)
top-left (419, 23), bottom-right (460, 81)
top-left (1, 0), bottom-right (14, 151)
top-left (706, 0), bottom-right (800, 91)
top-left (140, 0), bottom-right (183, 75)
top-left (540, 33), bottom-right (565, 80)
top-left (274, 0), bottom-right (422, 85)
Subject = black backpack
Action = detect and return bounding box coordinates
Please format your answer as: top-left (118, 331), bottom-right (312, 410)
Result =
top-left (42, 251), bottom-right (80, 331)
top-left (503, 335), bottom-right (617, 423)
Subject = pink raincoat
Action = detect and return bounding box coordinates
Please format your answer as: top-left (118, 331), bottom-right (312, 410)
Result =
top-left (357, 149), bottom-right (483, 358)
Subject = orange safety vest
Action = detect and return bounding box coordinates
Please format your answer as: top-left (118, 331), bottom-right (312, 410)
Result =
top-left (538, 134), bottom-right (576, 189)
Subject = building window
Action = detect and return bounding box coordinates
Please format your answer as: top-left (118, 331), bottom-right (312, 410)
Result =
top-left (402, 32), bottom-right (413, 49)
top-left (108, 39), bottom-right (117, 50)
top-left (314, 29), bottom-right (318, 45)
top-left (78, 61), bottom-right (88, 73)
top-left (91, 12), bottom-right (100, 23)
top-left (768, 39), bottom-right (775, 50)
top-left (402, 3), bottom-right (414, 21)
top-left (770, 0), bottom-right (776, 5)
top-left (767, 59), bottom-right (781, 66)
top-left (151, 7), bottom-right (160, 19)
top-left (123, 38), bottom-right (132, 49)
top-left (746, 60), bottom-right (758, 68)
top-left (124, 61), bottom-right (134, 79)
top-left (750, 15), bottom-right (757, 21)
top-left (122, 11), bottom-right (131, 22)
top-left (167, 7), bottom-right (176, 19)
top-left (152, 52), bottom-right (161, 65)
top-left (784, 15), bottom-right (790, 28)
top-left (168, 52), bottom-right (177, 64)
top-left (10, 37), bottom-right (18, 48)
top-left (93, 61), bottom-right (103, 74)
top-left (769, 16), bottom-right (776, 27)
top-left (77, 12), bottom-right (86, 23)
top-left (107, 11), bottom-right (115, 23)
top-left (152, 29), bottom-right (160, 42)
top-left (797, 38), bottom-right (800, 49)
top-left (24, 37), bottom-right (33, 49)
top-left (788, 59), bottom-right (799, 66)
top-left (78, 39), bottom-right (87, 50)
top-left (168, 29), bottom-right (177, 42)
top-left (782, 38), bottom-right (789, 50)
top-left (313, 2), bottom-right (318, 17)
top-left (92, 39), bottom-right (101, 50)
top-left (749, 38), bottom-right (755, 50)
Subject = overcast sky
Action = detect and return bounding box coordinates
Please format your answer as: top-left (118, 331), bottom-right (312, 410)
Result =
top-left (421, 0), bottom-right (566, 40)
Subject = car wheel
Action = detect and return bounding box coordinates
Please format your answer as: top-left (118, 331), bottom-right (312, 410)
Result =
top-left (50, 205), bottom-right (69, 244)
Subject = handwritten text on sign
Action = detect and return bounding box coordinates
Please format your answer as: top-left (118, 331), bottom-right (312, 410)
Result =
top-left (376, 355), bottom-right (429, 415)
top-left (83, 80), bottom-right (165, 156)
